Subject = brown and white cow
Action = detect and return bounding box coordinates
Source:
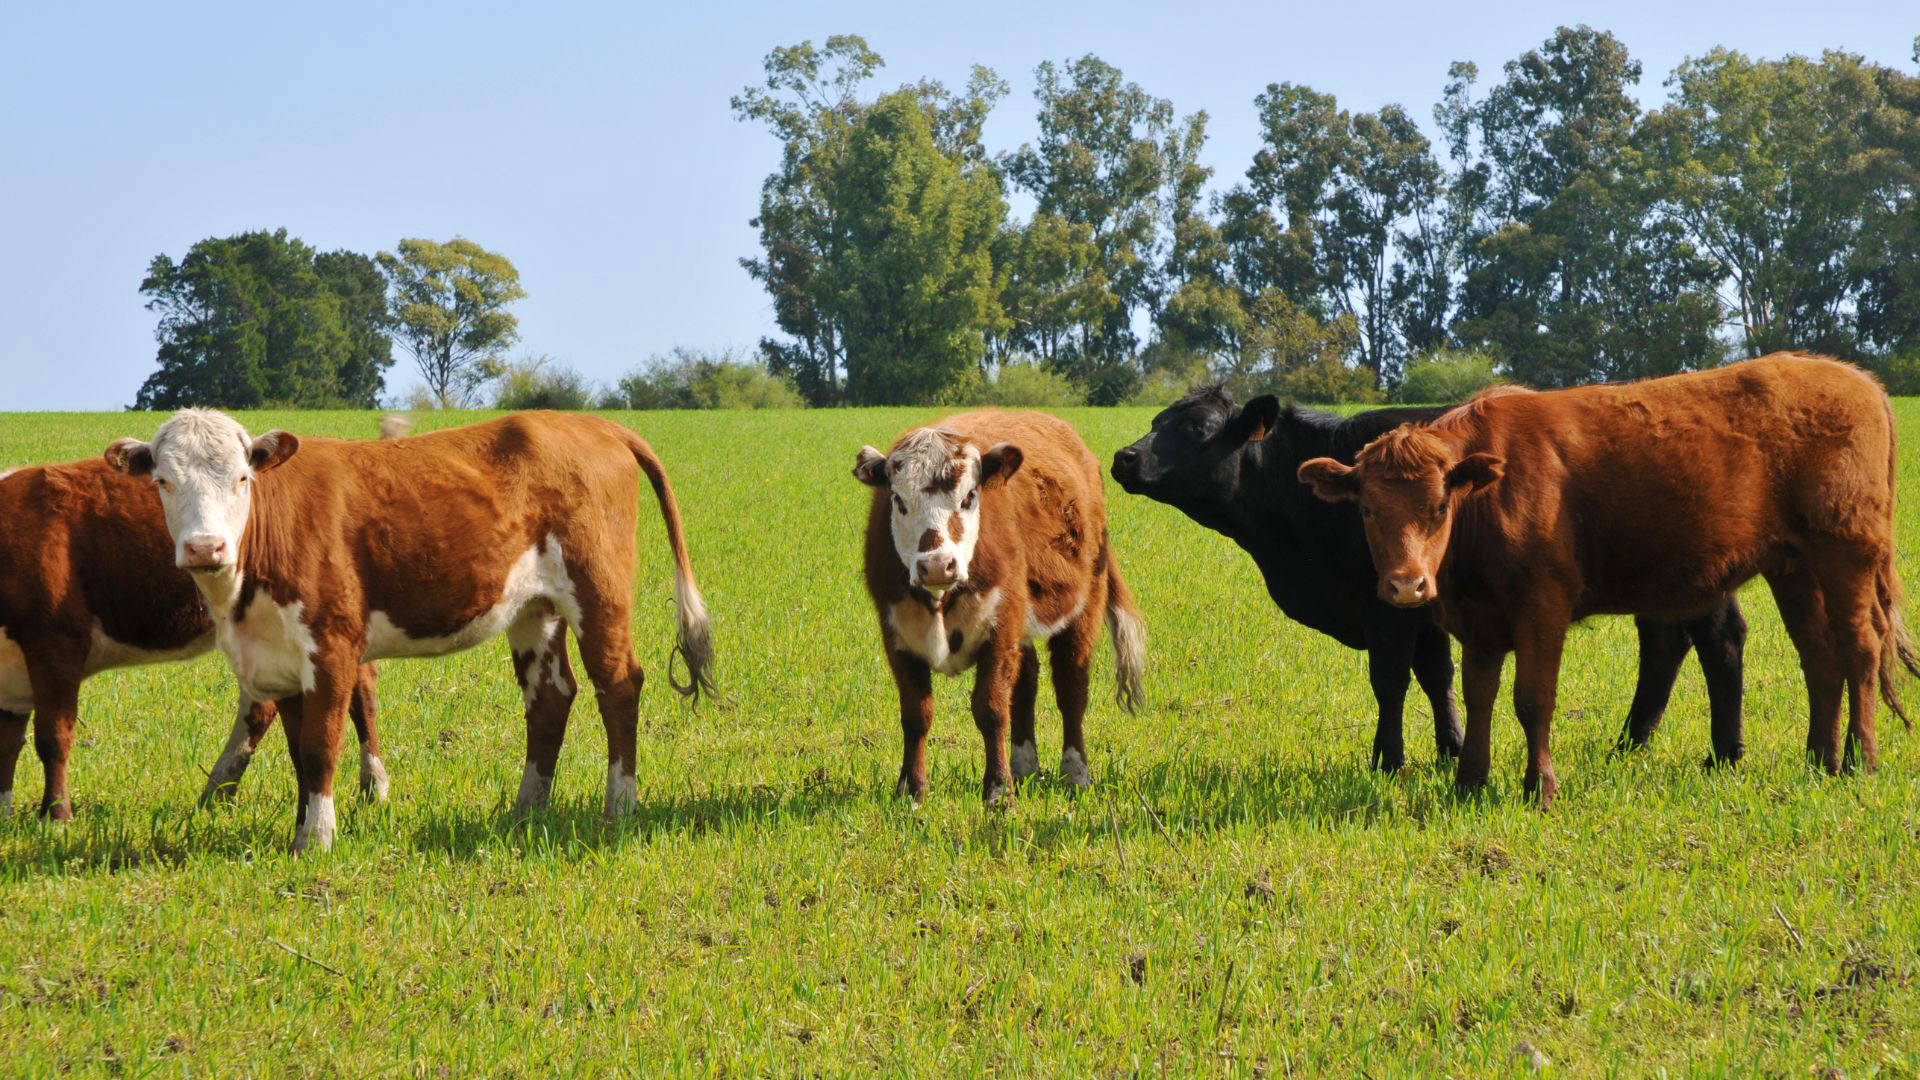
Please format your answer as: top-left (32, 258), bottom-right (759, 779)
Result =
top-left (1299, 353), bottom-right (1918, 804)
top-left (856, 411), bottom-right (1145, 804)
top-left (0, 457), bottom-right (381, 819)
top-left (106, 408), bottom-right (712, 852)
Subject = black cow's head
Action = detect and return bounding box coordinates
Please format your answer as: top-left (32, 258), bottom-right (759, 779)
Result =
top-left (1111, 385), bottom-right (1281, 520)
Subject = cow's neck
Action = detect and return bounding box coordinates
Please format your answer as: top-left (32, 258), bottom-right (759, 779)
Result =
top-left (191, 565), bottom-right (247, 624)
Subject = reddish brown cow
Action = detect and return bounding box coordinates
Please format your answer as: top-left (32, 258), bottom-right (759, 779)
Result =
top-left (856, 411), bottom-right (1145, 803)
top-left (1299, 353), bottom-right (1917, 804)
top-left (106, 409), bottom-right (712, 852)
top-left (0, 458), bottom-right (380, 819)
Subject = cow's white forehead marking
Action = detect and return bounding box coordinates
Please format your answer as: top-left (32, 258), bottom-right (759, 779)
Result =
top-left (885, 427), bottom-right (976, 496)
top-left (152, 408), bottom-right (253, 477)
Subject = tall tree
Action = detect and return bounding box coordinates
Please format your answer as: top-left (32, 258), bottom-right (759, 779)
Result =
top-left (735, 37), bottom-right (1007, 404)
top-left (733, 35), bottom-right (883, 405)
top-left (829, 90), bottom-right (1008, 404)
top-left (1004, 55), bottom-right (1185, 401)
top-left (134, 229), bottom-right (393, 409)
top-left (312, 250), bottom-right (394, 408)
top-left (1445, 26), bottom-right (1723, 385)
top-left (378, 237), bottom-right (524, 407)
top-left (1650, 48), bottom-right (1919, 358)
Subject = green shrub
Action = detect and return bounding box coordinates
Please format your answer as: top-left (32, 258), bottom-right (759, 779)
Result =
top-left (1393, 350), bottom-right (1504, 404)
top-left (1868, 352), bottom-right (1920, 396)
top-left (966, 362), bottom-right (1084, 407)
top-left (605, 348), bottom-right (803, 410)
top-left (1276, 355), bottom-right (1383, 404)
top-left (493, 355), bottom-right (594, 410)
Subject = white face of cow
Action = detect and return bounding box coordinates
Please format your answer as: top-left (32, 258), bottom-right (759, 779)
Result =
top-left (855, 428), bottom-right (1023, 594)
top-left (104, 409), bottom-right (300, 572)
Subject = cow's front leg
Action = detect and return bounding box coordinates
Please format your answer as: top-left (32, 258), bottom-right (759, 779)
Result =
top-left (887, 646), bottom-right (934, 801)
top-left (290, 651), bottom-right (358, 854)
top-left (1362, 616), bottom-right (1416, 772)
top-left (199, 694), bottom-right (277, 808)
top-left (0, 709), bottom-right (26, 817)
top-left (1455, 644), bottom-right (1504, 795)
top-left (971, 634), bottom-right (1020, 806)
top-left (1512, 614), bottom-right (1569, 808)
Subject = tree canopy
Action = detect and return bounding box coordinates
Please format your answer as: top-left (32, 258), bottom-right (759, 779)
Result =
top-left (377, 237), bottom-right (525, 407)
top-left (133, 230), bottom-right (394, 409)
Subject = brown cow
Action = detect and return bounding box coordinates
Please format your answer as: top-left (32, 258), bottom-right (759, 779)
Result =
top-left (105, 409), bottom-right (712, 852)
top-left (0, 458), bottom-right (381, 819)
top-left (855, 411), bottom-right (1145, 804)
top-left (1298, 353), bottom-right (1917, 804)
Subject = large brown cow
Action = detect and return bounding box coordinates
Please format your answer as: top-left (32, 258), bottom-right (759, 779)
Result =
top-left (1298, 353), bottom-right (1917, 804)
top-left (105, 409), bottom-right (712, 852)
top-left (855, 411), bottom-right (1145, 804)
top-left (0, 458), bottom-right (380, 819)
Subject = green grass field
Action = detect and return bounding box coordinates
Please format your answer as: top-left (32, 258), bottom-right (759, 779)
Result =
top-left (2, 405), bottom-right (1918, 1076)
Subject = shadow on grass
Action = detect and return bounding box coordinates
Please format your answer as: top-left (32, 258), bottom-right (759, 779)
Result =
top-left (0, 752), bottom-right (1517, 878)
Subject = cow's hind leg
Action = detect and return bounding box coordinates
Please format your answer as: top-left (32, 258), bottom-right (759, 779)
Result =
top-left (199, 695), bottom-right (277, 807)
top-left (26, 652), bottom-right (82, 821)
top-left (1766, 567), bottom-right (1846, 772)
top-left (1617, 617), bottom-right (1691, 755)
top-left (1412, 618), bottom-right (1463, 762)
top-left (508, 605), bottom-right (577, 812)
top-left (568, 575), bottom-right (645, 819)
top-left (0, 709), bottom-right (25, 817)
top-left (1809, 545), bottom-right (1889, 773)
top-left (350, 663), bottom-right (388, 802)
top-left (1687, 600), bottom-right (1747, 767)
top-left (1048, 610), bottom-right (1101, 791)
top-left (1009, 644), bottom-right (1041, 783)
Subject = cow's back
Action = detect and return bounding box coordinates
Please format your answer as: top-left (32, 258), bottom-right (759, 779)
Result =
top-left (1447, 353), bottom-right (1895, 617)
top-left (0, 460), bottom-right (209, 652)
top-left (242, 412), bottom-right (648, 632)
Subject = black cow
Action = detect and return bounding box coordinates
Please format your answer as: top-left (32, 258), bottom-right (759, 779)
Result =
top-left (1110, 386), bottom-right (1747, 770)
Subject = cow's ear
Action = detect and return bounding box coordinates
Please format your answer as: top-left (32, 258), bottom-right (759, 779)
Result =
top-left (249, 431), bottom-right (299, 473)
top-left (853, 446), bottom-right (889, 486)
top-left (1297, 457), bottom-right (1361, 502)
top-left (105, 438), bottom-right (154, 476)
top-left (1446, 453), bottom-right (1503, 495)
top-left (1237, 395), bottom-right (1282, 443)
top-left (979, 443), bottom-right (1024, 487)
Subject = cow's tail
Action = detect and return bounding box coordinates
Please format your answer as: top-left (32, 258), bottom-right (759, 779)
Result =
top-left (623, 429), bottom-right (715, 703)
top-left (1877, 400), bottom-right (1918, 729)
top-left (1104, 538), bottom-right (1146, 713)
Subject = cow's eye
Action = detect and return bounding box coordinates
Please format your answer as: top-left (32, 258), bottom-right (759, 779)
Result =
top-left (961, 489), bottom-right (976, 511)
top-left (892, 494), bottom-right (907, 515)
top-left (1357, 504), bottom-right (1372, 519)
top-left (155, 477), bottom-right (173, 493)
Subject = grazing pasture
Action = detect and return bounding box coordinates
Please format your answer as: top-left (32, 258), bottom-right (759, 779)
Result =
top-left (1, 405), bottom-right (1917, 1074)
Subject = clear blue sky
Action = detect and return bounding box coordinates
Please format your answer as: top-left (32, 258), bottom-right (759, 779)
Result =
top-left (3, 1), bottom-right (1913, 410)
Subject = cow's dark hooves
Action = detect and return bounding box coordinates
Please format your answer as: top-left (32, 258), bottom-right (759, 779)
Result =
top-left (1701, 753), bottom-right (1741, 771)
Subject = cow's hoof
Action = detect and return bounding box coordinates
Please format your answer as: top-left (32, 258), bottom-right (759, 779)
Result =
top-left (1059, 748), bottom-right (1090, 790)
top-left (359, 752), bottom-right (390, 803)
top-left (1010, 740), bottom-right (1038, 782)
top-left (893, 771), bottom-right (926, 802)
top-left (983, 779), bottom-right (1012, 808)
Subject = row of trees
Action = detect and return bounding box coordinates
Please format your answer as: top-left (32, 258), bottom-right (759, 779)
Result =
top-left (134, 232), bottom-right (524, 409)
top-left (738, 30), bottom-right (1920, 405)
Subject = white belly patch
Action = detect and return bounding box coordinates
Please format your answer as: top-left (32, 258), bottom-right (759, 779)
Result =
top-left (0, 630), bottom-right (32, 713)
top-left (888, 587), bottom-right (1003, 676)
top-left (364, 538), bottom-right (578, 661)
top-left (0, 623), bottom-right (212, 713)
